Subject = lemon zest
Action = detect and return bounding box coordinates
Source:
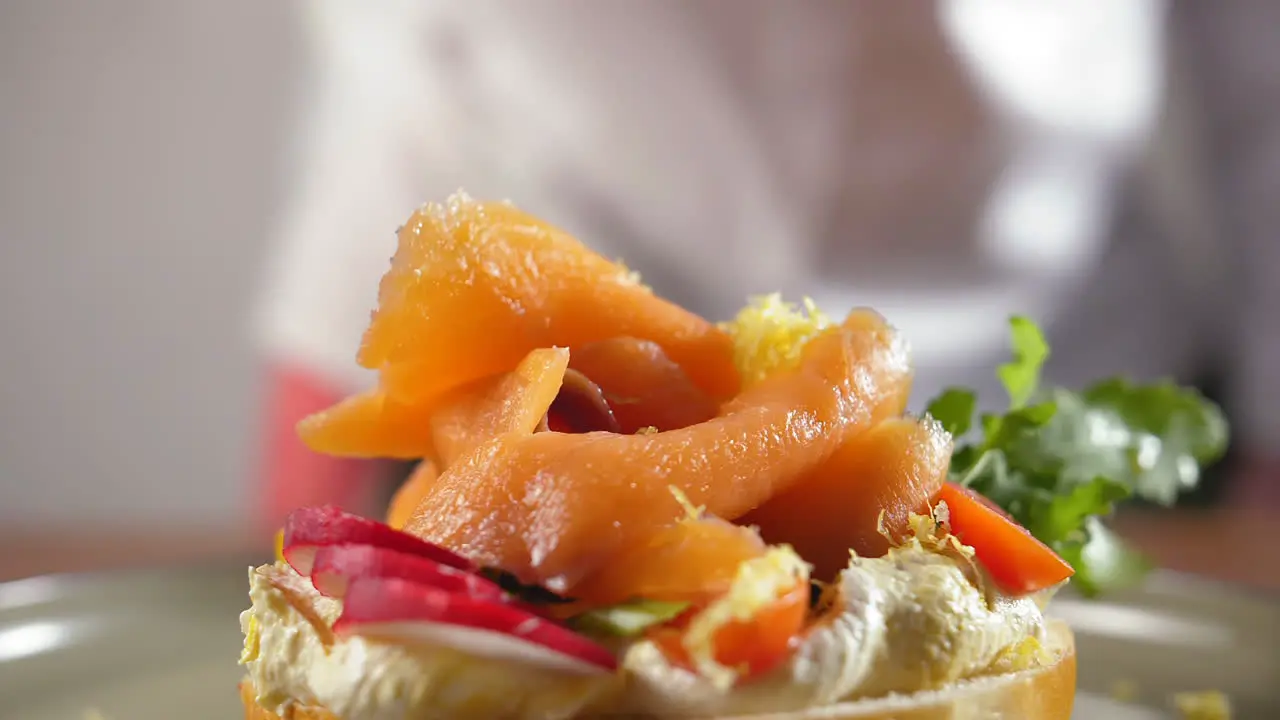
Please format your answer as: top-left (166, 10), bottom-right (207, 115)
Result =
top-left (614, 258), bottom-right (650, 291)
top-left (721, 294), bottom-right (831, 386)
top-left (679, 545), bottom-right (810, 690)
top-left (987, 635), bottom-right (1050, 674)
top-left (240, 614), bottom-right (260, 664)
top-left (668, 486), bottom-right (705, 522)
top-left (1173, 691), bottom-right (1232, 720)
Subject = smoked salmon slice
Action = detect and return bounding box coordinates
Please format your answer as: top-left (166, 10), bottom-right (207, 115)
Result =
top-left (298, 348), bottom-right (569, 461)
top-left (386, 460), bottom-right (437, 529)
top-left (569, 516), bottom-right (768, 608)
top-left (740, 416), bottom-right (952, 581)
top-left (358, 195), bottom-right (740, 405)
top-left (296, 388), bottom-right (435, 460)
top-left (403, 309), bottom-right (912, 594)
top-left (568, 338), bottom-right (720, 434)
top-left (430, 348), bottom-right (570, 467)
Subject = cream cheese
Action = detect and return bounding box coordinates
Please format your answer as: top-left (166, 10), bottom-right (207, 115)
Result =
top-left (239, 563), bottom-right (621, 720)
top-left (619, 544), bottom-right (1048, 717)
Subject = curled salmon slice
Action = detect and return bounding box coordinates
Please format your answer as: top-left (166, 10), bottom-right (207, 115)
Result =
top-left (296, 388), bottom-right (433, 460)
top-left (299, 348), bottom-right (569, 461)
top-left (430, 348), bottom-right (570, 467)
top-left (569, 516), bottom-right (768, 609)
top-left (360, 195), bottom-right (739, 405)
top-left (544, 369), bottom-right (622, 435)
top-left (569, 338), bottom-right (719, 434)
top-left (404, 309), bottom-right (911, 593)
top-left (740, 415), bottom-right (952, 581)
top-left (386, 460), bottom-right (438, 530)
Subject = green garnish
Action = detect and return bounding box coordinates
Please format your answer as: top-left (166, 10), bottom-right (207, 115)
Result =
top-left (925, 316), bottom-right (1229, 596)
top-left (569, 599), bottom-right (691, 637)
top-left (996, 315), bottom-right (1050, 410)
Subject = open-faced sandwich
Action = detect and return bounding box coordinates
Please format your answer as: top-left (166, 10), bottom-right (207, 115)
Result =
top-left (239, 193), bottom-right (1227, 719)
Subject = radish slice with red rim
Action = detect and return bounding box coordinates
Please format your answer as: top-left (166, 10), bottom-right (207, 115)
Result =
top-left (336, 576), bottom-right (618, 674)
top-left (282, 505), bottom-right (474, 576)
top-left (310, 544), bottom-right (506, 600)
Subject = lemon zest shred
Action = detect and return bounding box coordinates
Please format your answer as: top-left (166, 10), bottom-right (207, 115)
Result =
top-left (874, 508), bottom-right (892, 546)
top-left (240, 614), bottom-right (260, 664)
top-left (273, 529), bottom-right (286, 564)
top-left (614, 258), bottom-right (650, 291)
top-left (679, 545), bottom-right (811, 690)
top-left (668, 486), bottom-right (705, 522)
top-left (1173, 691), bottom-right (1232, 720)
top-left (987, 635), bottom-right (1050, 674)
top-left (721, 294), bottom-right (831, 386)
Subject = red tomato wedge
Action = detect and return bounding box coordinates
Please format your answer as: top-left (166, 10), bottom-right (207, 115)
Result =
top-left (935, 482), bottom-right (1074, 596)
top-left (708, 580), bottom-right (808, 678)
top-left (650, 579), bottom-right (808, 681)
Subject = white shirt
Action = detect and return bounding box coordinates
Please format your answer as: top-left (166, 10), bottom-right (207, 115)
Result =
top-left (257, 1), bottom-right (1277, 449)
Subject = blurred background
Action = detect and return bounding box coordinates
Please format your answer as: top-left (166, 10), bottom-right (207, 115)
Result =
top-left (1, 0), bottom-right (1277, 588)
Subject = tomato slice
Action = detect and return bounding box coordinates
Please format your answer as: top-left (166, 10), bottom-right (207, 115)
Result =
top-left (935, 482), bottom-right (1075, 596)
top-left (650, 580), bottom-right (807, 680)
top-left (712, 580), bottom-right (808, 677)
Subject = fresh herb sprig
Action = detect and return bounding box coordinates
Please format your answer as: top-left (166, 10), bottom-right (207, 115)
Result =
top-left (926, 317), bottom-right (1229, 596)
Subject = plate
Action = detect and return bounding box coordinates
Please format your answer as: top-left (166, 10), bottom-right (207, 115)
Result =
top-left (0, 562), bottom-right (1275, 719)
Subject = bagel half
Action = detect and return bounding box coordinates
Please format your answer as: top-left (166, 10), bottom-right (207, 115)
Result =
top-left (239, 620), bottom-right (1074, 720)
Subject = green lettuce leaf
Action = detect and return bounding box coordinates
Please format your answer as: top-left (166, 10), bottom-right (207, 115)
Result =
top-left (569, 599), bottom-right (690, 637)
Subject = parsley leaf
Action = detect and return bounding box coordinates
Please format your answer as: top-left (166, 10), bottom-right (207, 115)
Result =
top-left (926, 316), bottom-right (1229, 597)
top-left (1056, 518), bottom-right (1153, 597)
top-left (926, 388), bottom-right (976, 437)
top-left (1029, 476), bottom-right (1131, 546)
top-left (997, 316), bottom-right (1050, 409)
top-left (1078, 378), bottom-right (1229, 506)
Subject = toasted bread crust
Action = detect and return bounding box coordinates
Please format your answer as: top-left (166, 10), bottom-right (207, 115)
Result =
top-left (240, 681), bottom-right (337, 720)
top-left (239, 620), bottom-right (1075, 720)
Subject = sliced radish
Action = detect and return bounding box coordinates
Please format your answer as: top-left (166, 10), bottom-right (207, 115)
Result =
top-left (336, 577), bottom-right (618, 674)
top-left (283, 505), bottom-right (473, 576)
top-left (310, 544), bottom-right (506, 600)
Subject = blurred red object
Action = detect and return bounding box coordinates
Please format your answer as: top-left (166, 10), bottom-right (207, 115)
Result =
top-left (260, 364), bottom-right (369, 531)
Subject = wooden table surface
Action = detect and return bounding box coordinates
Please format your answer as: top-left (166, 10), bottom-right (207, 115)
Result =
top-left (1111, 507), bottom-right (1280, 593)
top-left (0, 525), bottom-right (264, 583)
top-left (1, 509), bottom-right (1277, 593)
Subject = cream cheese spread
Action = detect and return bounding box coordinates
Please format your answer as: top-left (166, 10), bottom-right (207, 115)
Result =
top-left (239, 564), bottom-right (620, 720)
top-left (619, 543), bottom-right (1048, 716)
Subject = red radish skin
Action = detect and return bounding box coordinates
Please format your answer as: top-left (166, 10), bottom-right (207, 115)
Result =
top-left (282, 505), bottom-right (474, 576)
top-left (336, 577), bottom-right (618, 674)
top-left (309, 544), bottom-right (506, 600)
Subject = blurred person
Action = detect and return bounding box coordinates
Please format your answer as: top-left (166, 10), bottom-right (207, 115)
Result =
top-left (252, 0), bottom-right (1277, 529)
